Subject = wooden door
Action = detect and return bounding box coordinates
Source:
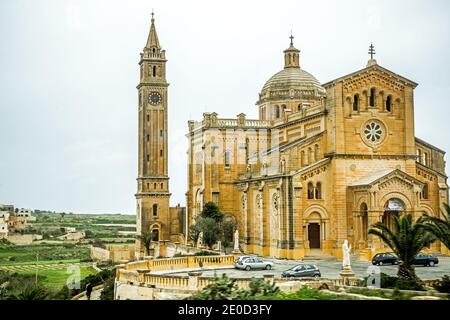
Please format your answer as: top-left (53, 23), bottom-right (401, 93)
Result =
top-left (308, 223), bottom-right (321, 249)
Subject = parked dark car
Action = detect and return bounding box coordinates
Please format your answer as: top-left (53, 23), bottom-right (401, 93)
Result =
top-left (281, 264), bottom-right (321, 278)
top-left (372, 253), bottom-right (399, 266)
top-left (413, 254), bottom-right (439, 267)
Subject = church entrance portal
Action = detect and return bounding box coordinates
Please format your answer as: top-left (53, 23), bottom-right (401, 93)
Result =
top-left (308, 223), bottom-right (321, 249)
top-left (382, 198), bottom-right (405, 230)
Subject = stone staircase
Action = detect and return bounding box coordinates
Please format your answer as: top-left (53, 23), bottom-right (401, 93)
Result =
top-left (303, 250), bottom-right (337, 261)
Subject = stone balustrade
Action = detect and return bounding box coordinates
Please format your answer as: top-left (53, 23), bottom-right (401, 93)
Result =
top-left (120, 254), bottom-right (236, 274)
top-left (115, 254), bottom-right (363, 298)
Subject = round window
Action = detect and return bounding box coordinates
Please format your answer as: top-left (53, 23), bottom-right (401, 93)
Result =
top-left (361, 120), bottom-right (386, 146)
top-left (364, 122), bottom-right (383, 142)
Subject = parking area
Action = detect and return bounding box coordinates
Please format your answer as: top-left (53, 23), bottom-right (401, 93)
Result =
top-left (175, 256), bottom-right (450, 280)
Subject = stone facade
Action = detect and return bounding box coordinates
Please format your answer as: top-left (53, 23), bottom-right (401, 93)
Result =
top-left (185, 41), bottom-right (449, 259)
top-left (134, 14), bottom-right (185, 258)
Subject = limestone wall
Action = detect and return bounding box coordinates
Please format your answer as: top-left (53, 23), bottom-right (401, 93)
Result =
top-left (90, 246), bottom-right (110, 261)
top-left (7, 234), bottom-right (42, 245)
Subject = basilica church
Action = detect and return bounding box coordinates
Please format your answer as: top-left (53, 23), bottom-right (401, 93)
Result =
top-left (185, 38), bottom-right (449, 259)
top-left (135, 15), bottom-right (448, 259)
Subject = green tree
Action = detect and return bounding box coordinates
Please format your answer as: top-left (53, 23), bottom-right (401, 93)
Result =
top-left (188, 223), bottom-right (201, 245)
top-left (200, 202), bottom-right (223, 222)
top-left (368, 213), bottom-right (434, 280)
top-left (197, 217), bottom-right (221, 249)
top-left (423, 203), bottom-right (450, 251)
top-left (220, 219), bottom-right (236, 248)
top-left (137, 230), bottom-right (153, 256)
top-left (100, 277), bottom-right (115, 300)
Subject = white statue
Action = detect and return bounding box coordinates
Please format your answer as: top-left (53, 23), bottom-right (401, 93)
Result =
top-left (197, 232), bottom-right (203, 248)
top-left (342, 240), bottom-right (352, 269)
top-left (233, 229), bottom-right (240, 252)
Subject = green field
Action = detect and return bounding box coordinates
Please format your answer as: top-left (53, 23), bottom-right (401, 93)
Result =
top-left (0, 243), bottom-right (91, 265)
top-left (29, 211), bottom-right (136, 241)
top-left (0, 211), bottom-right (134, 296)
top-left (16, 266), bottom-right (98, 290)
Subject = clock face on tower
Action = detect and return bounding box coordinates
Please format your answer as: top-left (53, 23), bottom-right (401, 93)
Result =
top-left (148, 92), bottom-right (162, 105)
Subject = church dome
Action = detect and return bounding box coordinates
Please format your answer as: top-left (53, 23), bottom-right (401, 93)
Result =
top-left (261, 67), bottom-right (326, 97)
top-left (258, 37), bottom-right (326, 102)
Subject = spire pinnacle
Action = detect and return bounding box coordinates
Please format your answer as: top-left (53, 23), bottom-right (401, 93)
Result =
top-left (145, 10), bottom-right (160, 49)
top-left (367, 42), bottom-right (377, 67)
top-left (368, 43), bottom-right (376, 59)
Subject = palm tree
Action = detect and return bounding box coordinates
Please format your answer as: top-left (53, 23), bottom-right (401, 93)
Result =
top-left (423, 203), bottom-right (450, 250)
top-left (368, 213), bottom-right (434, 280)
top-left (137, 231), bottom-right (153, 256)
top-left (9, 285), bottom-right (49, 300)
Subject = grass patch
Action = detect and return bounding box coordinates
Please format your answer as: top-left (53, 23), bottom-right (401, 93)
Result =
top-left (17, 266), bottom-right (97, 290)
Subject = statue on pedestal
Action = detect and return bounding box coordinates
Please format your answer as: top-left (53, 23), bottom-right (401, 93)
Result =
top-left (233, 229), bottom-right (241, 253)
top-left (339, 239), bottom-right (356, 281)
top-left (197, 232), bottom-right (203, 248)
top-left (342, 239), bottom-right (351, 269)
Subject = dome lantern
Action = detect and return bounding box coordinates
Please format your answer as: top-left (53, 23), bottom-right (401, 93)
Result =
top-left (284, 32), bottom-right (300, 68)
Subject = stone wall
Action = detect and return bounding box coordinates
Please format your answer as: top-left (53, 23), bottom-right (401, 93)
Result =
top-left (7, 234), bottom-right (42, 245)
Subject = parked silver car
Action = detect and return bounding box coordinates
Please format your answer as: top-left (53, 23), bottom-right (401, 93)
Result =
top-left (235, 257), bottom-right (274, 271)
top-left (234, 255), bottom-right (255, 268)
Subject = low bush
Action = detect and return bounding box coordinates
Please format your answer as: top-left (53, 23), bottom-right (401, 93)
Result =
top-left (433, 275), bottom-right (450, 294)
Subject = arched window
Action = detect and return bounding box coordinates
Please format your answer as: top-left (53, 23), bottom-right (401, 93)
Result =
top-left (353, 94), bottom-right (359, 111)
top-left (224, 150), bottom-right (231, 167)
top-left (153, 183), bottom-right (156, 189)
top-left (160, 183), bottom-right (163, 189)
top-left (152, 204), bottom-right (158, 216)
top-left (152, 66), bottom-right (156, 77)
top-left (308, 147), bottom-right (313, 163)
top-left (421, 183), bottom-right (429, 200)
top-left (315, 182), bottom-right (322, 199)
top-left (369, 88), bottom-right (376, 107)
top-left (298, 104), bottom-right (302, 112)
top-left (314, 144), bottom-right (320, 161)
top-left (275, 105), bottom-right (280, 119)
top-left (301, 150), bottom-right (306, 167)
top-left (152, 48), bottom-right (156, 53)
top-left (386, 95), bottom-right (392, 112)
top-left (423, 152), bottom-right (428, 166)
top-left (417, 149), bottom-right (422, 163)
top-left (307, 182), bottom-right (314, 199)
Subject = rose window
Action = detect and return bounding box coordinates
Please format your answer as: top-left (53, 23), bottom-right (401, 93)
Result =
top-left (364, 122), bottom-right (383, 142)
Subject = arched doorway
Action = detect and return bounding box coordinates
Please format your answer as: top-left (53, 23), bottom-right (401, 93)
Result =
top-left (151, 228), bottom-right (159, 241)
top-left (308, 223), bottom-right (321, 249)
top-left (361, 203), bottom-right (368, 241)
top-left (382, 198), bottom-right (405, 230)
top-left (304, 207), bottom-right (329, 250)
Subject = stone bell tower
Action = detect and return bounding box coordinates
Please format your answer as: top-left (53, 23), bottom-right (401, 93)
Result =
top-left (135, 12), bottom-right (171, 257)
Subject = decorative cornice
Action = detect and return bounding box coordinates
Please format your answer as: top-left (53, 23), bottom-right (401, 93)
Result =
top-left (135, 192), bottom-right (171, 197)
top-left (325, 152), bottom-right (417, 160)
top-left (137, 176), bottom-right (170, 180)
top-left (137, 82), bottom-right (169, 89)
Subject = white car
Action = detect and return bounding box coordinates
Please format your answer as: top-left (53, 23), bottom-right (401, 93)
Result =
top-left (234, 255), bottom-right (255, 268)
top-left (235, 257), bottom-right (274, 271)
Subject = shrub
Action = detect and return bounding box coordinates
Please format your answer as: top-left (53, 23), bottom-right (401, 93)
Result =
top-left (380, 273), bottom-right (425, 291)
top-left (190, 274), bottom-right (279, 300)
top-left (433, 275), bottom-right (450, 294)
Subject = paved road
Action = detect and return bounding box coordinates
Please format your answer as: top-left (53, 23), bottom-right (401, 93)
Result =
top-left (175, 256), bottom-right (450, 280)
top-left (78, 288), bottom-right (102, 300)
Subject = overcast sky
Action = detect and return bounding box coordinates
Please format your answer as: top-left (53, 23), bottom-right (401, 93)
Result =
top-left (0, 0), bottom-right (449, 214)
